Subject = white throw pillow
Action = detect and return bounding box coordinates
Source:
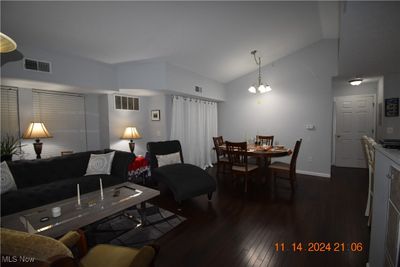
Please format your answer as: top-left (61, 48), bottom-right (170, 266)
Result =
top-left (156, 152), bottom-right (182, 167)
top-left (85, 151), bottom-right (115, 176)
top-left (1, 161), bottom-right (17, 194)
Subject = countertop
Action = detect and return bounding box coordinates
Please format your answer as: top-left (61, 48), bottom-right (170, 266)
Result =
top-left (375, 144), bottom-right (400, 165)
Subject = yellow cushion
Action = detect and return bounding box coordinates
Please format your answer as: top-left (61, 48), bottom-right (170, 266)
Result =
top-left (0, 228), bottom-right (73, 262)
top-left (80, 244), bottom-right (155, 267)
top-left (58, 231), bottom-right (81, 249)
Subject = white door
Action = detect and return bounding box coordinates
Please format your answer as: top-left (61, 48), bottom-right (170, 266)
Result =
top-left (335, 95), bottom-right (375, 168)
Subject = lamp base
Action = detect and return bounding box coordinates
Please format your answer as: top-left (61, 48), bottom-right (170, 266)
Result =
top-left (33, 139), bottom-right (42, 159)
top-left (129, 141), bottom-right (135, 154)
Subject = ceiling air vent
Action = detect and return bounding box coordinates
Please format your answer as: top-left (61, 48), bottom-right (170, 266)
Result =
top-left (24, 58), bottom-right (51, 73)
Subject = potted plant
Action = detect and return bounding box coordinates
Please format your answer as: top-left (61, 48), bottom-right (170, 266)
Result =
top-left (1, 135), bottom-right (23, 162)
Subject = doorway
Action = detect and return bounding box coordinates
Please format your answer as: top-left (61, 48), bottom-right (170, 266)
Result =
top-left (334, 94), bottom-right (376, 168)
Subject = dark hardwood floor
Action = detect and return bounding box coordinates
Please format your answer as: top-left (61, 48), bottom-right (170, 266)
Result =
top-left (150, 166), bottom-right (370, 267)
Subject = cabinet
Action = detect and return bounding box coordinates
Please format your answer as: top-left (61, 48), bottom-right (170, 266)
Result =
top-left (368, 146), bottom-right (400, 267)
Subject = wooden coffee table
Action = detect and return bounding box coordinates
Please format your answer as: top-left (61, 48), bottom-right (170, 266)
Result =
top-left (1, 182), bottom-right (159, 238)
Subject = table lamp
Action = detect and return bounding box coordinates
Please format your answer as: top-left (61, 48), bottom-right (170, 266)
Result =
top-left (23, 122), bottom-right (52, 159)
top-left (121, 126), bottom-right (141, 153)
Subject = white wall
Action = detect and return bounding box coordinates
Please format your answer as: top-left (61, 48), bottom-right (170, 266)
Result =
top-left (332, 80), bottom-right (377, 97)
top-left (98, 95), bottom-right (110, 149)
top-left (166, 63), bottom-right (226, 101)
top-left (107, 94), bottom-right (150, 156)
top-left (219, 40), bottom-right (338, 177)
top-left (84, 94), bottom-right (101, 150)
top-left (1, 44), bottom-right (116, 92)
top-left (147, 94), bottom-right (169, 142)
top-left (116, 62), bottom-right (167, 91)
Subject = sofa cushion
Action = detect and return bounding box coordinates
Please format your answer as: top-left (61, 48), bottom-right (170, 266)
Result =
top-left (0, 161), bottom-right (17, 194)
top-left (152, 163), bottom-right (216, 201)
top-left (147, 141), bottom-right (184, 169)
top-left (85, 151), bottom-right (115, 176)
top-left (1, 174), bottom-right (124, 216)
top-left (156, 152), bottom-right (181, 167)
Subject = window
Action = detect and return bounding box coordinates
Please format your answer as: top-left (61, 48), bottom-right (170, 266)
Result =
top-left (114, 95), bottom-right (139, 110)
top-left (1, 87), bottom-right (20, 138)
top-left (33, 90), bottom-right (87, 157)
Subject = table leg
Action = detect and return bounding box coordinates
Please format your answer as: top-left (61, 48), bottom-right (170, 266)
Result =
top-left (139, 201), bottom-right (147, 226)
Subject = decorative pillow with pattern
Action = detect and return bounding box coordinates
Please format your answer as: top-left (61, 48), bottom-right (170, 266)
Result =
top-left (1, 161), bottom-right (17, 194)
top-left (156, 152), bottom-right (182, 167)
top-left (85, 151), bottom-right (115, 176)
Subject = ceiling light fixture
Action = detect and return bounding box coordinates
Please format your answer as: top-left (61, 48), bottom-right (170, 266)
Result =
top-left (0, 32), bottom-right (17, 53)
top-left (349, 78), bottom-right (363, 86)
top-left (248, 50), bottom-right (271, 94)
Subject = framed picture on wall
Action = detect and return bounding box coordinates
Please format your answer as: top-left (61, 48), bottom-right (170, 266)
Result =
top-left (385, 98), bottom-right (399, 117)
top-left (151, 110), bottom-right (160, 121)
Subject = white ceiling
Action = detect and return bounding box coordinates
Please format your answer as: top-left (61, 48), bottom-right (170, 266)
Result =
top-left (1, 1), bottom-right (338, 83)
top-left (338, 1), bottom-right (400, 77)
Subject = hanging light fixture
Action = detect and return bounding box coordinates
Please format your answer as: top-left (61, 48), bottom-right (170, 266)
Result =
top-left (348, 78), bottom-right (363, 86)
top-left (248, 50), bottom-right (271, 94)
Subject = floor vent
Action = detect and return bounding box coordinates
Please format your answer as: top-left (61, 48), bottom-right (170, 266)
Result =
top-left (24, 58), bottom-right (51, 73)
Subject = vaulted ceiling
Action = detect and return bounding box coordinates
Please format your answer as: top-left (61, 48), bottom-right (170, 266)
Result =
top-left (1, 1), bottom-right (338, 83)
top-left (338, 1), bottom-right (400, 77)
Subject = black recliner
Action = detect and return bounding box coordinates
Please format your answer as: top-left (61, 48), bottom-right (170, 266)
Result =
top-left (147, 140), bottom-right (216, 203)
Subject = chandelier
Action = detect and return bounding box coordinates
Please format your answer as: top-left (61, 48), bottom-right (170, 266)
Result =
top-left (248, 50), bottom-right (272, 94)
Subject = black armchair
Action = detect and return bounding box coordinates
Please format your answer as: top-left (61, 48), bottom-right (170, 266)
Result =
top-left (147, 140), bottom-right (216, 203)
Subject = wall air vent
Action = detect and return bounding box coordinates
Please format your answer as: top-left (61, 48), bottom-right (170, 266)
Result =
top-left (24, 58), bottom-right (51, 73)
top-left (114, 94), bottom-right (139, 111)
top-left (195, 86), bottom-right (202, 93)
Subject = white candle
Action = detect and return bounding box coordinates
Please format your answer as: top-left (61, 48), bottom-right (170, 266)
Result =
top-left (100, 178), bottom-right (104, 200)
top-left (77, 184), bottom-right (81, 206)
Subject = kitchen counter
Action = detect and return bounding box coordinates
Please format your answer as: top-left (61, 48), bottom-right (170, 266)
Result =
top-left (375, 145), bottom-right (400, 165)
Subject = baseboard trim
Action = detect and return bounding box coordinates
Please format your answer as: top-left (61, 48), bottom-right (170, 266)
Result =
top-left (297, 170), bottom-right (331, 178)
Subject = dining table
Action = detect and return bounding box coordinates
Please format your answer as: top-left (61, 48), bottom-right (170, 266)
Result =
top-left (218, 143), bottom-right (292, 197)
top-left (218, 143), bottom-right (292, 158)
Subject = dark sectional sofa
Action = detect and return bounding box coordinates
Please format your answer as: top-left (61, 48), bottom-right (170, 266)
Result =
top-left (1, 149), bottom-right (134, 216)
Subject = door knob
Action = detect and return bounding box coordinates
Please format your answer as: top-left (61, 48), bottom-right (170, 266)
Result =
top-left (336, 135), bottom-right (341, 138)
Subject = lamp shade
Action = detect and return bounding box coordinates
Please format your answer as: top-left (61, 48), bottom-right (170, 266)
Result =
top-left (121, 127), bottom-right (141, 140)
top-left (23, 122), bottom-right (52, 139)
top-left (0, 32), bottom-right (17, 53)
top-left (248, 86), bottom-right (257, 94)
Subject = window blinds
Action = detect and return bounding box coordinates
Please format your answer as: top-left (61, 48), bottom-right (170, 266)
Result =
top-left (33, 90), bottom-right (87, 157)
top-left (1, 87), bottom-right (20, 138)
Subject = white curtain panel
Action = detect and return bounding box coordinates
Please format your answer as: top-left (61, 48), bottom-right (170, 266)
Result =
top-left (171, 95), bottom-right (217, 168)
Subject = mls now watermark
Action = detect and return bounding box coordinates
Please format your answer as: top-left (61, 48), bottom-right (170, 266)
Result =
top-left (2, 255), bottom-right (36, 263)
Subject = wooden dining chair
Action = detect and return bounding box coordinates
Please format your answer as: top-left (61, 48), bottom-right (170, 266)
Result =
top-left (256, 135), bottom-right (274, 166)
top-left (256, 135), bottom-right (274, 146)
top-left (268, 139), bottom-right (302, 193)
top-left (213, 136), bottom-right (230, 177)
top-left (225, 141), bottom-right (259, 193)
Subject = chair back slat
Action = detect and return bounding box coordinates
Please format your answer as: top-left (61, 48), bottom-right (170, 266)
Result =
top-left (289, 139), bottom-right (302, 175)
top-left (256, 135), bottom-right (274, 146)
top-left (225, 141), bottom-right (248, 168)
top-left (213, 136), bottom-right (225, 158)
